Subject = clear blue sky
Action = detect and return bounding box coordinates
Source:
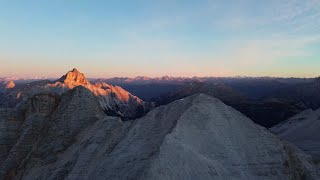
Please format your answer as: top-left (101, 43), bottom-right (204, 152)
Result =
top-left (0, 0), bottom-right (319, 78)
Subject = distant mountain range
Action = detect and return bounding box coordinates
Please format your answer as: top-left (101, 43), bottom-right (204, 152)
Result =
top-left (2, 75), bottom-right (316, 86)
top-left (153, 80), bottom-right (313, 128)
top-left (1, 71), bottom-right (320, 128)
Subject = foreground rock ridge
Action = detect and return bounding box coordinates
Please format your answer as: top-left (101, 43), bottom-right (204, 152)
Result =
top-left (270, 108), bottom-right (320, 158)
top-left (0, 91), bottom-right (319, 179)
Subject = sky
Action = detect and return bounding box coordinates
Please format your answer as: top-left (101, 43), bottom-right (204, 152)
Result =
top-left (0, 0), bottom-right (320, 78)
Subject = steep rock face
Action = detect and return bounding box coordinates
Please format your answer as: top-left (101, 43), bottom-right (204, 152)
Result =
top-left (0, 86), bottom-right (106, 179)
top-left (26, 93), bottom-right (61, 117)
top-left (19, 116), bottom-right (132, 180)
top-left (0, 81), bottom-right (15, 91)
top-left (87, 94), bottom-right (319, 180)
top-left (2, 94), bottom-right (319, 180)
top-left (58, 68), bottom-right (90, 88)
top-left (5, 81), bottom-right (15, 89)
top-left (270, 108), bottom-right (320, 158)
top-left (14, 68), bottom-right (150, 118)
top-left (93, 83), bottom-right (146, 118)
top-left (0, 81), bottom-right (17, 108)
top-left (0, 109), bottom-right (24, 164)
top-left (0, 93), bottom-right (59, 164)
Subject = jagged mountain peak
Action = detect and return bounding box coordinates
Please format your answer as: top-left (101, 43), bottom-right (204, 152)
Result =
top-left (0, 81), bottom-right (15, 90)
top-left (12, 68), bottom-right (151, 118)
top-left (58, 68), bottom-right (90, 87)
top-left (5, 81), bottom-right (15, 89)
top-left (71, 67), bottom-right (79, 73)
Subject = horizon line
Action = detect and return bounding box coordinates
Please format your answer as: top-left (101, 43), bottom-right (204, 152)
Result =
top-left (1, 75), bottom-right (318, 81)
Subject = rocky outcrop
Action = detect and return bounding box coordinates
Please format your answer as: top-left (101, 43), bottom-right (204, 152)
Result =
top-left (0, 92), bottom-right (60, 166)
top-left (26, 93), bottom-right (60, 117)
top-left (58, 68), bottom-right (90, 88)
top-left (0, 81), bottom-right (15, 91)
top-left (270, 108), bottom-right (320, 158)
top-left (94, 83), bottom-right (147, 118)
top-left (88, 94), bottom-right (319, 180)
top-left (5, 81), bottom-right (15, 89)
top-left (0, 86), bottom-right (106, 179)
top-left (1, 93), bottom-right (319, 179)
top-left (13, 68), bottom-right (151, 118)
top-left (0, 81), bottom-right (16, 108)
top-left (0, 108), bottom-right (24, 164)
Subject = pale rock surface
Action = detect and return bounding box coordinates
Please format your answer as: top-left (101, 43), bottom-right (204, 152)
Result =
top-left (1, 93), bottom-right (319, 180)
top-left (270, 108), bottom-right (320, 158)
top-left (87, 94), bottom-right (319, 180)
top-left (0, 86), bottom-right (106, 179)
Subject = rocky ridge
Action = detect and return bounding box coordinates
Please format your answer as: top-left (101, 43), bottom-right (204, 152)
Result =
top-left (13, 68), bottom-right (151, 118)
top-left (0, 90), bottom-right (319, 179)
top-left (270, 108), bottom-right (320, 158)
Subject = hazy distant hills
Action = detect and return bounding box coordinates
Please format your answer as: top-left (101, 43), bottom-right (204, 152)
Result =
top-left (96, 76), bottom-right (318, 103)
top-left (152, 80), bottom-right (306, 128)
top-left (156, 81), bottom-right (246, 105)
top-left (269, 78), bottom-right (320, 109)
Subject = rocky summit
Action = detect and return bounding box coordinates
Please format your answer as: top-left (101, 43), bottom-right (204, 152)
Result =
top-left (10, 68), bottom-right (152, 118)
top-left (0, 90), bottom-right (319, 179)
top-left (0, 81), bottom-right (14, 88)
top-left (58, 68), bottom-right (91, 88)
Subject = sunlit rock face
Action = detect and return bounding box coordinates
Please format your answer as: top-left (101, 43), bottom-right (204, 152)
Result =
top-left (5, 81), bottom-right (15, 89)
top-left (1, 93), bottom-right (319, 180)
top-left (13, 68), bottom-right (152, 118)
top-left (58, 68), bottom-right (91, 88)
top-left (0, 81), bottom-right (16, 93)
top-left (0, 81), bottom-right (15, 92)
top-left (270, 108), bottom-right (320, 158)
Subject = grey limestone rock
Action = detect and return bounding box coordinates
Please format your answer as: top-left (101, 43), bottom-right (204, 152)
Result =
top-left (1, 93), bottom-right (319, 180)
